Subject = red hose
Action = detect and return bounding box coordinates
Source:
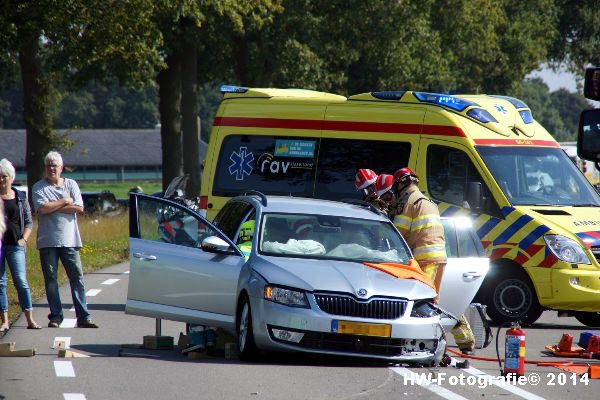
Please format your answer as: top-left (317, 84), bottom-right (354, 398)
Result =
top-left (446, 348), bottom-right (577, 367)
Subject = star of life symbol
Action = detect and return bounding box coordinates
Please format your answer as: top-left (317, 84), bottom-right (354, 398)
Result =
top-left (229, 147), bottom-right (254, 180)
top-left (494, 104), bottom-right (508, 114)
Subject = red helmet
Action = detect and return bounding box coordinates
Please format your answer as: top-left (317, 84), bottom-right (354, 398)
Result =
top-left (375, 174), bottom-right (394, 197)
top-left (393, 167), bottom-right (419, 185)
top-left (355, 169), bottom-right (378, 190)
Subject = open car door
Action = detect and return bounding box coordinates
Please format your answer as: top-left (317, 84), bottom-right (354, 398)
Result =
top-left (438, 217), bottom-right (489, 325)
top-left (126, 193), bottom-right (245, 330)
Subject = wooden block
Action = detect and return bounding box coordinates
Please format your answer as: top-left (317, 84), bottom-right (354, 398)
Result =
top-left (0, 342), bottom-right (36, 357)
top-left (143, 335), bottom-right (174, 350)
top-left (224, 342), bottom-right (238, 359)
top-left (178, 333), bottom-right (192, 349)
top-left (58, 349), bottom-right (90, 358)
top-left (215, 328), bottom-right (235, 350)
top-left (187, 351), bottom-right (210, 360)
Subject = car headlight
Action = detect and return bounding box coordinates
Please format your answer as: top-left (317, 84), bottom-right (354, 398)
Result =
top-left (264, 285), bottom-right (309, 308)
top-left (410, 300), bottom-right (440, 318)
top-left (543, 235), bottom-right (591, 264)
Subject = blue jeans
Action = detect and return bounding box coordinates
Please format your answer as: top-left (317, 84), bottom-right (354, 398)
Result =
top-left (0, 244), bottom-right (34, 312)
top-left (39, 247), bottom-right (90, 323)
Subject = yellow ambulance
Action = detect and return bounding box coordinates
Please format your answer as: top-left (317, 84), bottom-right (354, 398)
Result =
top-left (199, 86), bottom-right (600, 326)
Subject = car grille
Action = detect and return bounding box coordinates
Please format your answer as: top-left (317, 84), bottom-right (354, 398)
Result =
top-left (313, 294), bottom-right (407, 320)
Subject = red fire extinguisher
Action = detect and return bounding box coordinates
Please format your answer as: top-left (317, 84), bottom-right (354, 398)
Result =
top-left (504, 323), bottom-right (526, 376)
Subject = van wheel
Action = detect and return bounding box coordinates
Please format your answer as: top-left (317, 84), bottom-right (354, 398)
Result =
top-left (573, 311), bottom-right (600, 327)
top-left (483, 269), bottom-right (543, 325)
top-left (237, 296), bottom-right (258, 361)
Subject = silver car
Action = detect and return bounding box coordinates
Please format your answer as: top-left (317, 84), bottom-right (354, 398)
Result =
top-left (126, 193), bottom-right (487, 365)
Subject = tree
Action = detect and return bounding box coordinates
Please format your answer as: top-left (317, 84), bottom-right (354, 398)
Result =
top-left (430, 0), bottom-right (557, 94)
top-left (153, 0), bottom-right (281, 193)
top-left (520, 78), bottom-right (565, 140)
top-left (0, 0), bottom-right (163, 192)
top-left (548, 0), bottom-right (600, 81)
top-left (551, 88), bottom-right (592, 139)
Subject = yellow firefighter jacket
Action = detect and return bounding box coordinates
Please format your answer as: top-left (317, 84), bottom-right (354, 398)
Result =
top-left (393, 185), bottom-right (447, 264)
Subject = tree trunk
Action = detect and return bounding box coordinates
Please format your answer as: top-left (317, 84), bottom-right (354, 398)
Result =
top-left (181, 41), bottom-right (201, 197)
top-left (18, 30), bottom-right (53, 201)
top-left (158, 52), bottom-right (183, 191)
top-left (234, 35), bottom-right (251, 86)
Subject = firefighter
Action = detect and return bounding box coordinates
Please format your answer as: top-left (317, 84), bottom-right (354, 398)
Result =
top-left (391, 167), bottom-right (475, 354)
top-left (354, 169), bottom-right (378, 202)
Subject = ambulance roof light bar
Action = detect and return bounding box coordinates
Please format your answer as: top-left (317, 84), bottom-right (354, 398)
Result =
top-left (220, 85), bottom-right (249, 94)
top-left (413, 92), bottom-right (478, 112)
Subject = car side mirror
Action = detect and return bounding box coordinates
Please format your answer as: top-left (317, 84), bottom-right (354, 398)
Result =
top-left (577, 109), bottom-right (600, 163)
top-left (201, 236), bottom-right (236, 254)
top-left (464, 182), bottom-right (482, 212)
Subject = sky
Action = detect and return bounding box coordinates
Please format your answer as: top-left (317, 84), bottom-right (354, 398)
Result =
top-left (527, 65), bottom-right (580, 93)
top-left (528, 65), bottom-right (600, 107)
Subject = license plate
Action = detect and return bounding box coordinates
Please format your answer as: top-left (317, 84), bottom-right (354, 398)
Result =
top-left (331, 320), bottom-right (391, 337)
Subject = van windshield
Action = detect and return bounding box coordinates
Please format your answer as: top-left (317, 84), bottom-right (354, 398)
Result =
top-left (477, 146), bottom-right (600, 206)
top-left (259, 213), bottom-right (412, 263)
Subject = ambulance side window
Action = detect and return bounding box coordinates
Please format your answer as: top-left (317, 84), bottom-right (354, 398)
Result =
top-left (315, 139), bottom-right (411, 201)
top-left (427, 145), bottom-right (501, 217)
top-left (213, 135), bottom-right (317, 198)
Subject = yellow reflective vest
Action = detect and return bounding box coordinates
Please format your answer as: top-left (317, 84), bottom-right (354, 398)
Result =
top-left (393, 186), bottom-right (447, 264)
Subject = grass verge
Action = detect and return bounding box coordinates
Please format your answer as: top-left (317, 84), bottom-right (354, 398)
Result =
top-left (4, 213), bottom-right (129, 323)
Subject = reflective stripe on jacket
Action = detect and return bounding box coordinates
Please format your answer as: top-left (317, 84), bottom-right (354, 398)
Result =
top-left (393, 186), bottom-right (447, 264)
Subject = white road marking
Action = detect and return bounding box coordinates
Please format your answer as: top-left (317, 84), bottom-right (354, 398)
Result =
top-left (462, 367), bottom-right (546, 400)
top-left (86, 289), bottom-right (101, 296)
top-left (101, 278), bottom-right (120, 285)
top-left (53, 336), bottom-right (71, 349)
top-left (123, 270), bottom-right (130, 274)
top-left (54, 361), bottom-right (75, 377)
top-left (60, 319), bottom-right (77, 328)
top-left (391, 367), bottom-right (469, 400)
top-left (63, 394), bottom-right (86, 400)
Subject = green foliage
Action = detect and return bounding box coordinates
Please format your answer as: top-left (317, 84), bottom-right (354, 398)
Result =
top-left (520, 77), bottom-right (592, 141)
top-left (549, 0), bottom-right (600, 77)
top-left (431, 0), bottom-right (557, 94)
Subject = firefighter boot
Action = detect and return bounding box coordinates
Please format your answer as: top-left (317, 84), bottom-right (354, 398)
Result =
top-left (451, 314), bottom-right (476, 355)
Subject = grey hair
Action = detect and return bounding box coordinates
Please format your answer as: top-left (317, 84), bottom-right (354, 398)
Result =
top-left (0, 158), bottom-right (15, 180)
top-left (45, 151), bottom-right (63, 166)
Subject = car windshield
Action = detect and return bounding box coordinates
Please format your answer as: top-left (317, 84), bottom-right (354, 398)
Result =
top-left (258, 213), bottom-right (411, 264)
top-left (477, 146), bottom-right (600, 206)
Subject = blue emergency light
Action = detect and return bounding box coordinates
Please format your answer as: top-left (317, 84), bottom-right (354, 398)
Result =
top-left (413, 92), bottom-right (478, 112)
top-left (467, 108), bottom-right (498, 123)
top-left (220, 85), bottom-right (249, 94)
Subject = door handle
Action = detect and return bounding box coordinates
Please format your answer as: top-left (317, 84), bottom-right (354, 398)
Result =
top-left (133, 252), bottom-right (157, 261)
top-left (462, 272), bottom-right (482, 279)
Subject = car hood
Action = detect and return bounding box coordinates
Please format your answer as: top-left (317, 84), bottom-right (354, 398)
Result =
top-left (253, 256), bottom-right (436, 300)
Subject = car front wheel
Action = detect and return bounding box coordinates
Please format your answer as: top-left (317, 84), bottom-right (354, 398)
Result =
top-left (237, 296), bottom-right (258, 360)
top-left (484, 269), bottom-right (543, 325)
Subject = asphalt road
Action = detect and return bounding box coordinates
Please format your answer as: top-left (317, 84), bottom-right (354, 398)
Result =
top-left (1, 261), bottom-right (599, 400)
